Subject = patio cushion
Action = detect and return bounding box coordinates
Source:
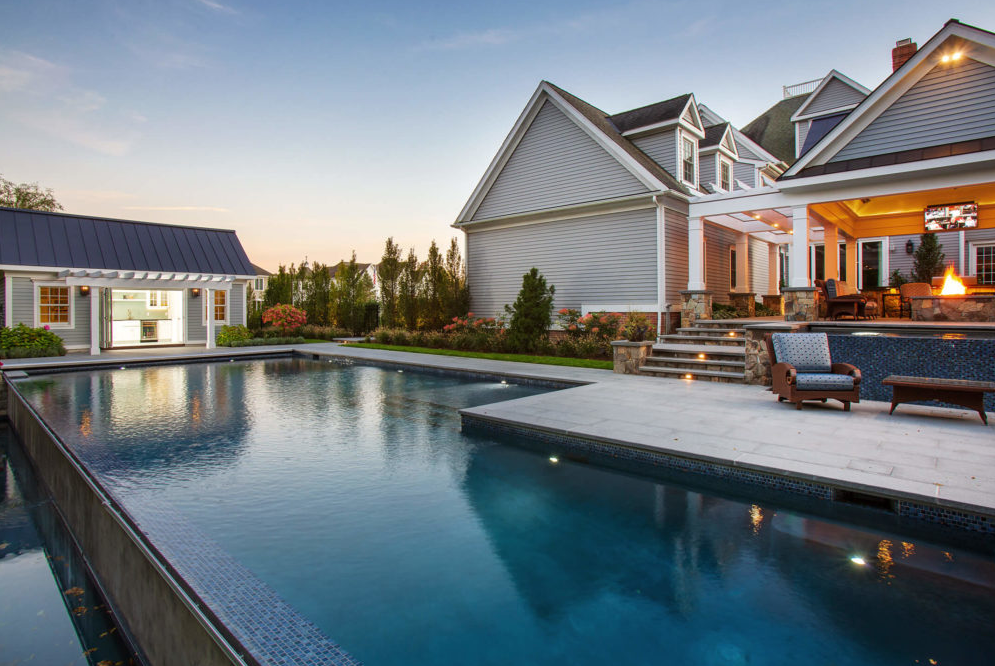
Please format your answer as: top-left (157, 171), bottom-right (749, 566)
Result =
top-left (771, 333), bottom-right (832, 373)
top-left (795, 372), bottom-right (855, 391)
top-left (825, 280), bottom-right (841, 298)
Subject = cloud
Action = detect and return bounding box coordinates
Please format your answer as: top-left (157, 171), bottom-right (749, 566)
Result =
top-left (418, 28), bottom-right (522, 52)
top-left (0, 51), bottom-right (60, 92)
top-left (123, 206), bottom-right (230, 212)
top-left (194, 0), bottom-right (239, 14)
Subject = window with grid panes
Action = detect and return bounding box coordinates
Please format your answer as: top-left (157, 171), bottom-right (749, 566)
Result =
top-left (977, 245), bottom-right (995, 285)
top-left (38, 286), bottom-right (70, 325)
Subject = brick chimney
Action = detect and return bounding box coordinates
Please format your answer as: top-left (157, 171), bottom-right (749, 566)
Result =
top-left (892, 38), bottom-right (918, 71)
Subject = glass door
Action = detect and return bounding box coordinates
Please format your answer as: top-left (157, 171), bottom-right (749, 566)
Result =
top-left (100, 287), bottom-right (113, 349)
top-left (857, 238), bottom-right (888, 289)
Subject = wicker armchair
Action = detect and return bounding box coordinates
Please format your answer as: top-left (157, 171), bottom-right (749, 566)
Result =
top-left (816, 279), bottom-right (868, 320)
top-left (899, 282), bottom-right (932, 318)
top-left (764, 332), bottom-right (861, 411)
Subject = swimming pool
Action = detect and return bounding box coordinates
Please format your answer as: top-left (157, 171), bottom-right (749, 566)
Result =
top-left (10, 356), bottom-right (995, 665)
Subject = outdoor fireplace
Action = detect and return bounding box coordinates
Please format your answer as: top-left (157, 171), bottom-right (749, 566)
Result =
top-left (911, 268), bottom-right (995, 322)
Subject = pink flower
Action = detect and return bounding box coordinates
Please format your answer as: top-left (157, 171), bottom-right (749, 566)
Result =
top-left (558, 308), bottom-right (569, 315)
top-left (568, 324), bottom-right (578, 331)
top-left (467, 312), bottom-right (474, 317)
top-left (592, 327), bottom-right (599, 333)
top-left (453, 317), bottom-right (459, 322)
top-left (599, 316), bottom-right (608, 324)
top-left (43, 325), bottom-right (50, 330)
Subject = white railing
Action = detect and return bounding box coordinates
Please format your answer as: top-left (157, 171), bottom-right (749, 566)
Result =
top-left (783, 78), bottom-right (821, 99)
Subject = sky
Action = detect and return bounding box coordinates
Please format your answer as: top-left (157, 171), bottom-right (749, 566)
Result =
top-left (2, 0), bottom-right (994, 271)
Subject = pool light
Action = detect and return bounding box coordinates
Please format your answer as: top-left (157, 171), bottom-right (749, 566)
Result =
top-left (501, 380), bottom-right (507, 384)
top-left (850, 555), bottom-right (867, 566)
top-left (548, 456), bottom-right (559, 464)
top-left (698, 353), bottom-right (706, 359)
top-left (684, 373), bottom-right (693, 380)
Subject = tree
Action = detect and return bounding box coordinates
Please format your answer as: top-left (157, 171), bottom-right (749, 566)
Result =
top-left (261, 304), bottom-right (306, 336)
top-left (299, 261), bottom-right (333, 326)
top-left (331, 252), bottom-right (374, 335)
top-left (398, 248), bottom-right (421, 330)
top-left (377, 238), bottom-right (403, 328)
top-left (264, 264), bottom-right (295, 308)
top-left (504, 268), bottom-right (555, 352)
top-left (444, 237), bottom-right (470, 321)
top-left (912, 233), bottom-right (946, 284)
top-left (0, 175), bottom-right (63, 211)
top-left (421, 240), bottom-right (447, 330)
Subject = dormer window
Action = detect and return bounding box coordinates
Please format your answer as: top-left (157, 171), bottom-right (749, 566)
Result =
top-left (681, 135), bottom-right (697, 185)
top-left (720, 160), bottom-right (732, 191)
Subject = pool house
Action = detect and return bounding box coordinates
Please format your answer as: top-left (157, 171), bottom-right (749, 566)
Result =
top-left (1, 207), bottom-right (256, 354)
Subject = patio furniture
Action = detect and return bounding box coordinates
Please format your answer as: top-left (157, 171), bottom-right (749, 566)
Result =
top-left (882, 375), bottom-right (995, 424)
top-left (764, 332), bottom-right (861, 411)
top-left (815, 279), bottom-right (869, 320)
top-left (898, 282), bottom-right (932, 318)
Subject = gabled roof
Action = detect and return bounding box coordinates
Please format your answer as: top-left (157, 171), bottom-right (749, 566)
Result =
top-left (741, 95), bottom-right (809, 163)
top-left (455, 81), bottom-right (687, 223)
top-left (699, 123), bottom-right (738, 159)
top-left (797, 112), bottom-right (848, 157)
top-left (608, 94), bottom-right (692, 133)
top-left (790, 70), bottom-right (870, 122)
top-left (251, 263), bottom-right (272, 276)
top-left (698, 103), bottom-right (783, 165)
top-left (0, 206), bottom-right (255, 276)
top-left (782, 19), bottom-right (995, 180)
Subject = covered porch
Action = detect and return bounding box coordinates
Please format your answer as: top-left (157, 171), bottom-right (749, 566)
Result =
top-left (686, 176), bottom-right (995, 324)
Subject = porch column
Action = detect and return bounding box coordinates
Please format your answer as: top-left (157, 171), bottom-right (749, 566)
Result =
top-left (767, 242), bottom-right (780, 294)
top-left (845, 237), bottom-right (858, 290)
top-left (734, 233), bottom-right (750, 293)
top-left (789, 207), bottom-right (810, 288)
top-left (205, 288), bottom-right (216, 349)
top-left (824, 222), bottom-right (839, 281)
top-left (687, 217), bottom-right (706, 291)
top-left (89, 287), bottom-right (100, 356)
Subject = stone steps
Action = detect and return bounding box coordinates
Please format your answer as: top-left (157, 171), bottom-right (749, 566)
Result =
top-left (644, 322), bottom-right (748, 383)
top-left (657, 334), bottom-right (745, 346)
top-left (639, 366), bottom-right (746, 382)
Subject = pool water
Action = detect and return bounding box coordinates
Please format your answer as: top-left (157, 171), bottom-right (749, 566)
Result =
top-left (13, 357), bottom-right (995, 666)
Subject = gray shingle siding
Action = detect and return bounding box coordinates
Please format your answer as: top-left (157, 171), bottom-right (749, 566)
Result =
top-left (466, 208), bottom-right (658, 319)
top-left (733, 161), bottom-right (756, 189)
top-left (9, 277), bottom-right (34, 330)
top-left (7, 276), bottom-right (90, 348)
top-left (633, 131), bottom-right (678, 180)
top-left (472, 101), bottom-right (648, 221)
top-left (803, 78), bottom-right (865, 115)
top-left (831, 59), bottom-right (995, 162)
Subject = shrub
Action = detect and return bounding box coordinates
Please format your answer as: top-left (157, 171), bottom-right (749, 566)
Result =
top-left (261, 303), bottom-right (307, 336)
top-left (299, 325), bottom-right (349, 340)
top-left (216, 325), bottom-right (253, 347)
top-left (622, 313), bottom-right (654, 342)
top-left (0, 323), bottom-right (66, 359)
top-left (505, 268), bottom-right (555, 353)
top-left (227, 336), bottom-right (306, 347)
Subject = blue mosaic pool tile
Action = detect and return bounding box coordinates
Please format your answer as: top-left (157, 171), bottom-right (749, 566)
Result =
top-left (462, 415), bottom-right (995, 535)
top-left (827, 335), bottom-right (995, 412)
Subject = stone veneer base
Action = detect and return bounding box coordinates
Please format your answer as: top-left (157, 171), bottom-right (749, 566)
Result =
top-left (461, 414), bottom-right (995, 535)
top-left (910, 295), bottom-right (995, 322)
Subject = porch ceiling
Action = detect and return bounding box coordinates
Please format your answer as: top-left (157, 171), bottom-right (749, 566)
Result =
top-left (702, 207), bottom-right (796, 243)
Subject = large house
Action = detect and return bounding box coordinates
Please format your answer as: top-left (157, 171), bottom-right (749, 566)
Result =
top-left (1, 207), bottom-right (256, 354)
top-left (455, 19), bottom-right (995, 329)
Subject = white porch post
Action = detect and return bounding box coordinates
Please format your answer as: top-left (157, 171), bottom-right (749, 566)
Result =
top-left (767, 242), bottom-right (780, 294)
top-left (734, 233), bottom-right (749, 292)
top-left (823, 222), bottom-right (839, 281)
top-left (845, 237), bottom-right (858, 290)
top-left (688, 216), bottom-right (706, 291)
top-left (89, 287), bottom-right (100, 356)
top-left (205, 288), bottom-right (216, 349)
top-left (790, 207), bottom-right (810, 288)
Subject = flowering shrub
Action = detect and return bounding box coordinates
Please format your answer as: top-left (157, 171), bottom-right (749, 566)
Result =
top-left (261, 303), bottom-right (307, 336)
top-left (622, 313), bottom-right (655, 342)
top-left (216, 325), bottom-right (253, 346)
top-left (556, 309), bottom-right (623, 342)
top-left (0, 323), bottom-right (66, 358)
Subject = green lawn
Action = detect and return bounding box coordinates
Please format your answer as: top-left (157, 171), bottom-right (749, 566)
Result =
top-left (345, 342), bottom-right (613, 370)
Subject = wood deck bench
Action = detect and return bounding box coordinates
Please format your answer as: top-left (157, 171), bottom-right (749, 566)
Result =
top-left (882, 375), bottom-right (995, 424)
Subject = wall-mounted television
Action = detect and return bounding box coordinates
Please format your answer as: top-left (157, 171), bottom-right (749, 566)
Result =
top-left (925, 202), bottom-right (978, 231)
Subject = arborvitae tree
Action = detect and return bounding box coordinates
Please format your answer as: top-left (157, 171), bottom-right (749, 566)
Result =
top-left (301, 261), bottom-right (332, 325)
top-left (398, 248), bottom-right (421, 330)
top-left (331, 252), bottom-right (374, 334)
top-left (377, 237), bottom-right (403, 328)
top-left (444, 237), bottom-right (470, 321)
top-left (504, 268), bottom-right (555, 352)
top-left (264, 264), bottom-right (294, 307)
top-left (912, 233), bottom-right (946, 283)
top-left (421, 241), bottom-right (447, 330)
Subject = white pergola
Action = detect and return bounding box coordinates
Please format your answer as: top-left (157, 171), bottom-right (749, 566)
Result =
top-left (59, 270), bottom-right (239, 354)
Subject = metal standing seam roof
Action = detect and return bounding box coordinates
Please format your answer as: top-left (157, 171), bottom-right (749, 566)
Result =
top-left (0, 207), bottom-right (256, 276)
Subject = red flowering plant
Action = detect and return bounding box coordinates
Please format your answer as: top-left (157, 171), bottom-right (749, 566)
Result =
top-left (261, 303), bottom-right (307, 336)
top-left (442, 313), bottom-right (503, 351)
top-left (556, 309), bottom-right (623, 342)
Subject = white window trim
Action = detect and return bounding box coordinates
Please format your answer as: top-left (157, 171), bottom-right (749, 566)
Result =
top-left (34, 281), bottom-right (75, 329)
top-left (718, 157), bottom-right (733, 192)
top-left (856, 237), bottom-right (890, 289)
top-left (678, 130), bottom-right (698, 188)
top-left (203, 290), bottom-right (230, 326)
top-left (969, 241), bottom-right (995, 279)
top-left (808, 241), bottom-right (848, 283)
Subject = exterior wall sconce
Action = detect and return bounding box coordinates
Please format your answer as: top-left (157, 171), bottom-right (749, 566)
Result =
top-left (191, 288), bottom-right (201, 298)
top-left (79, 285), bottom-right (91, 296)
top-left (905, 239), bottom-right (915, 254)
